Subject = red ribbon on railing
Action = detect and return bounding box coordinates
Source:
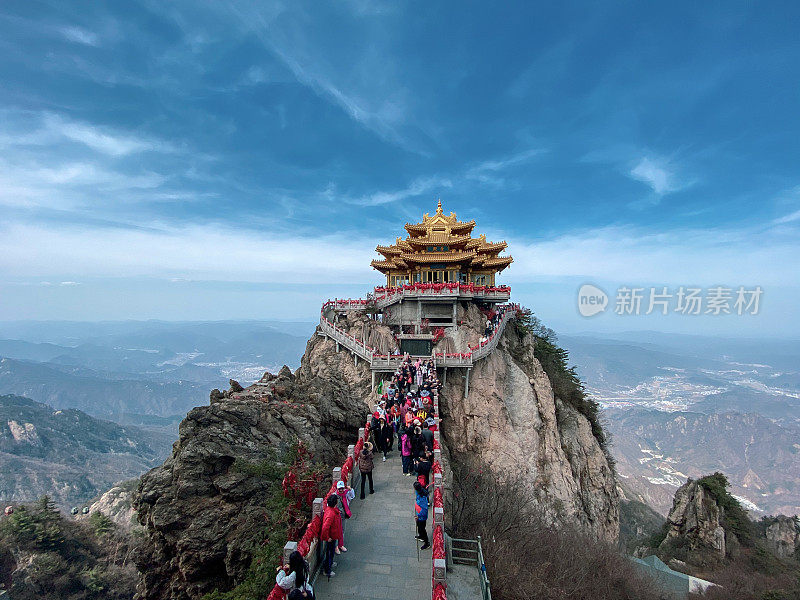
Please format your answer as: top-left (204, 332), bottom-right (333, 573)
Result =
top-left (297, 514), bottom-right (322, 556)
top-left (341, 456), bottom-right (354, 480)
top-left (433, 525), bottom-right (445, 559)
top-left (432, 462), bottom-right (443, 477)
top-left (433, 583), bottom-right (448, 600)
top-left (433, 486), bottom-right (443, 507)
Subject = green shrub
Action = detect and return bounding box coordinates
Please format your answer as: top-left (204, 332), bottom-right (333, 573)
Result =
top-left (88, 511), bottom-right (115, 538)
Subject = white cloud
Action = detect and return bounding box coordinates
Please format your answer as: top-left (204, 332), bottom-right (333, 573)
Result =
top-left (0, 223), bottom-right (378, 284)
top-left (629, 157), bottom-right (679, 195)
top-left (347, 176), bottom-right (452, 206)
top-left (60, 26), bottom-right (99, 46)
top-left (773, 208), bottom-right (800, 225)
top-left (0, 112), bottom-right (171, 157)
top-left (506, 225), bottom-right (799, 287)
top-left (53, 120), bottom-right (148, 156)
top-left (42, 114), bottom-right (168, 156)
top-left (342, 147), bottom-right (544, 206)
top-left (214, 2), bottom-right (424, 152)
top-left (465, 148), bottom-right (546, 187)
top-left (59, 281), bottom-right (80, 286)
top-left (0, 220), bottom-right (797, 293)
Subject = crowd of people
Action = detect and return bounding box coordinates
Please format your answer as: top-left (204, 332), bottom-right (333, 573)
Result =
top-left (368, 355), bottom-right (441, 549)
top-left (479, 304), bottom-right (509, 346)
top-left (276, 355), bottom-right (443, 594)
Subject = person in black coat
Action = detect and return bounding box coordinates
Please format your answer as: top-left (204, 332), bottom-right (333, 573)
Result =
top-left (410, 425), bottom-right (425, 460)
top-left (414, 450), bottom-right (432, 486)
top-left (377, 418), bottom-right (394, 462)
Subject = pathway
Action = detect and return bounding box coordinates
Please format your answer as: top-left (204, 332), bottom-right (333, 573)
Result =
top-left (313, 452), bottom-right (431, 600)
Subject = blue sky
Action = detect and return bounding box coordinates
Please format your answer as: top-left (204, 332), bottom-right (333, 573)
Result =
top-left (0, 1), bottom-right (799, 336)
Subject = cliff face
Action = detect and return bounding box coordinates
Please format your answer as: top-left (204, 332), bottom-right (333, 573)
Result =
top-left (441, 304), bottom-right (620, 542)
top-left (660, 479), bottom-right (727, 559)
top-left (132, 324), bottom-right (376, 600)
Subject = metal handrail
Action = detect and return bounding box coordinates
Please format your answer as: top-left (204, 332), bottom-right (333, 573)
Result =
top-left (320, 299), bottom-right (518, 371)
top-left (450, 537), bottom-right (492, 600)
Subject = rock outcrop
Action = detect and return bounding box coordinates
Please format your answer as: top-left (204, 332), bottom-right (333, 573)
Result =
top-left (764, 515), bottom-right (799, 559)
top-left (441, 304), bottom-right (620, 542)
top-left (79, 478), bottom-right (140, 529)
top-left (660, 479), bottom-right (727, 558)
top-left (133, 321), bottom-right (375, 600)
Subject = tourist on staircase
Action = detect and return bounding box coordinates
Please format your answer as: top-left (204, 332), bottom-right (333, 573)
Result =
top-left (411, 425), bottom-right (425, 461)
top-left (415, 450), bottom-right (432, 486)
top-left (334, 480), bottom-right (354, 553)
top-left (358, 441), bottom-right (375, 499)
top-left (276, 550), bottom-right (314, 596)
top-left (400, 428), bottom-right (413, 476)
top-left (321, 495), bottom-right (343, 579)
top-left (377, 417), bottom-right (393, 462)
top-left (413, 480), bottom-right (431, 551)
top-left (421, 421), bottom-right (434, 453)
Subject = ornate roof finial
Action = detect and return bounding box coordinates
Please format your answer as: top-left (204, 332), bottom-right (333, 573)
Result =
top-left (436, 198), bottom-right (443, 215)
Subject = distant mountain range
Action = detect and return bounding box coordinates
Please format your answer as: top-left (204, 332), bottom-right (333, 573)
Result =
top-left (0, 394), bottom-right (175, 509)
top-left (560, 332), bottom-right (800, 517)
top-left (0, 320), bottom-right (313, 420)
top-left (2, 320), bottom-right (798, 522)
top-left (0, 357), bottom-right (208, 421)
top-left (606, 407), bottom-right (800, 515)
top-left (0, 321), bottom-right (314, 509)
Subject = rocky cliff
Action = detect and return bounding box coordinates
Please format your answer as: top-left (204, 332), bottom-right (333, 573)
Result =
top-left (132, 321), bottom-right (377, 600)
top-left (440, 304), bottom-right (620, 542)
top-left (763, 515), bottom-right (799, 559)
top-left (659, 478), bottom-right (729, 560)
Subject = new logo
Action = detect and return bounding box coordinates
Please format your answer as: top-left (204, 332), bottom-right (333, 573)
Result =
top-left (578, 284), bottom-right (608, 317)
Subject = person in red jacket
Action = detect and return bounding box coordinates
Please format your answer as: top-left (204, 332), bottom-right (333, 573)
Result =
top-left (321, 495), bottom-right (343, 578)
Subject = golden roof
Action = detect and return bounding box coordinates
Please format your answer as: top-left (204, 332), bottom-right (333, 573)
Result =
top-left (371, 201), bottom-right (513, 275)
top-left (371, 258), bottom-right (408, 270)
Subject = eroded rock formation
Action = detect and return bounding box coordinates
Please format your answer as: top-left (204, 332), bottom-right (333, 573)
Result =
top-left (133, 307), bottom-right (622, 598)
top-left (441, 304), bottom-right (620, 542)
top-left (660, 479), bottom-right (727, 558)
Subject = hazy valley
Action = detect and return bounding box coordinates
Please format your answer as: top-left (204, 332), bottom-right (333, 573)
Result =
top-left (566, 333), bottom-right (800, 516)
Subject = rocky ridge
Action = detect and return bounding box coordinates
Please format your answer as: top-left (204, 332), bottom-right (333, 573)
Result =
top-left (440, 304), bottom-right (620, 541)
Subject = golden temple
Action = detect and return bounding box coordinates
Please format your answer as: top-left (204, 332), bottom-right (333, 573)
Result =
top-left (371, 200), bottom-right (513, 287)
